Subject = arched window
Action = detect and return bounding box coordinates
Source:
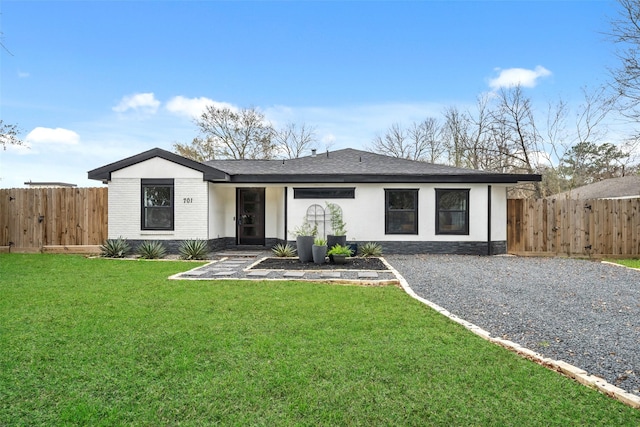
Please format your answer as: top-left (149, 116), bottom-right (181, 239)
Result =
top-left (305, 204), bottom-right (330, 238)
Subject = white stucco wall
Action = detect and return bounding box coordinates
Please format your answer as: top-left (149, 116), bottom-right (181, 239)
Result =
top-left (285, 182), bottom-right (508, 243)
top-left (108, 158), bottom-right (209, 240)
top-left (491, 185), bottom-right (508, 241)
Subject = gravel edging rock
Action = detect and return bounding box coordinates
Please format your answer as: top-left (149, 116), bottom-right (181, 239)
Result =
top-left (386, 254), bottom-right (640, 398)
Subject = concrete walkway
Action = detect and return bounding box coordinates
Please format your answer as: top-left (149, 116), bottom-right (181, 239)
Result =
top-left (171, 251), bottom-right (399, 285)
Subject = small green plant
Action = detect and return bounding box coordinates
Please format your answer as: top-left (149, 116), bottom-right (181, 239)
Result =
top-left (136, 240), bottom-right (167, 259)
top-left (292, 218), bottom-right (318, 237)
top-left (272, 243), bottom-right (297, 257)
top-left (100, 237), bottom-right (131, 258)
top-left (359, 242), bottom-right (383, 257)
top-left (327, 244), bottom-right (353, 256)
top-left (178, 239), bottom-right (209, 260)
top-left (326, 202), bottom-right (347, 236)
top-left (314, 238), bottom-right (327, 246)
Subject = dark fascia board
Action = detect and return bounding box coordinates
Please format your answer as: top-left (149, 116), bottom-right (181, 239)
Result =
top-left (87, 147), bottom-right (229, 182)
top-left (223, 173), bottom-right (542, 184)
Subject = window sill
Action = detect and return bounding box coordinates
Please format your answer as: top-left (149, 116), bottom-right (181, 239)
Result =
top-left (140, 231), bottom-right (175, 236)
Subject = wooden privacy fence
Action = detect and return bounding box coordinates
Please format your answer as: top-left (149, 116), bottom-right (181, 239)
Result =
top-left (0, 187), bottom-right (108, 252)
top-left (507, 198), bottom-right (640, 257)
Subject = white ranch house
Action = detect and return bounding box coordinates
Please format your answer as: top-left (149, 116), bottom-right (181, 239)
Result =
top-left (88, 148), bottom-right (541, 255)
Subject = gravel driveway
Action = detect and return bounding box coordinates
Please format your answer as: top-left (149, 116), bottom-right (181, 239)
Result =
top-left (386, 254), bottom-right (640, 397)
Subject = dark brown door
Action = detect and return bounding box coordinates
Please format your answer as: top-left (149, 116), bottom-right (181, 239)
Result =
top-left (236, 188), bottom-right (265, 245)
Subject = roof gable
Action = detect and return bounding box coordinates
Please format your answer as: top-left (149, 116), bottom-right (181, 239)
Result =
top-left (88, 148), bottom-right (229, 182)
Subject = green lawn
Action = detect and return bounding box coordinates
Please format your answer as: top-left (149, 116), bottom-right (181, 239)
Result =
top-left (1, 254), bottom-right (638, 426)
top-left (607, 258), bottom-right (640, 269)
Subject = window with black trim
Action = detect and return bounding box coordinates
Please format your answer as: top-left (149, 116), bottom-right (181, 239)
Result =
top-left (141, 179), bottom-right (174, 230)
top-left (436, 189), bottom-right (469, 235)
top-left (293, 187), bottom-right (355, 199)
top-left (385, 189), bottom-right (418, 234)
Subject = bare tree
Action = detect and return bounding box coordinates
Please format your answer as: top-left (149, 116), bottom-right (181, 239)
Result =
top-left (490, 86), bottom-right (542, 175)
top-left (442, 97), bottom-right (495, 170)
top-left (0, 120), bottom-right (23, 150)
top-left (369, 123), bottom-right (408, 159)
top-left (173, 136), bottom-right (216, 162)
top-left (370, 119), bottom-right (444, 162)
top-left (273, 122), bottom-right (317, 159)
top-left (174, 106), bottom-right (275, 161)
top-left (442, 106), bottom-right (469, 167)
top-left (609, 0), bottom-right (640, 118)
top-left (406, 118), bottom-right (445, 163)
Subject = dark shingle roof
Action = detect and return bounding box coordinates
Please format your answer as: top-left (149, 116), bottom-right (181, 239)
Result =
top-left (89, 147), bottom-right (541, 184)
top-left (205, 148), bottom-right (541, 184)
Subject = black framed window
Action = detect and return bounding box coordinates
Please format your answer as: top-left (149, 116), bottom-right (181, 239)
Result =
top-left (385, 189), bottom-right (418, 234)
top-left (293, 187), bottom-right (355, 199)
top-left (141, 179), bottom-right (174, 230)
top-left (436, 189), bottom-right (469, 235)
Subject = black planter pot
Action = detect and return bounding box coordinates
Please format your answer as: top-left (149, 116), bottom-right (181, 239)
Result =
top-left (327, 235), bottom-right (347, 250)
top-left (296, 236), bottom-right (314, 263)
top-left (312, 245), bottom-right (327, 264)
top-left (330, 254), bottom-right (348, 265)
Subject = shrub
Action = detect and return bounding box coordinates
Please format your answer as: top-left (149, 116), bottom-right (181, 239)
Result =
top-left (314, 238), bottom-right (327, 246)
top-left (272, 243), bottom-right (297, 257)
top-left (100, 237), bottom-right (131, 258)
top-left (327, 244), bottom-right (353, 256)
top-left (178, 239), bottom-right (209, 260)
top-left (359, 242), bottom-right (383, 257)
top-left (136, 240), bottom-right (167, 259)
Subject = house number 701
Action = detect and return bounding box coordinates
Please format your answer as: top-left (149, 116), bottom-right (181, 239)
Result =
top-left (183, 198), bottom-right (193, 204)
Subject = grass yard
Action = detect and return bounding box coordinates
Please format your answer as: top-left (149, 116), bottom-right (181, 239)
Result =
top-left (1, 254), bottom-right (639, 426)
top-left (607, 258), bottom-right (640, 269)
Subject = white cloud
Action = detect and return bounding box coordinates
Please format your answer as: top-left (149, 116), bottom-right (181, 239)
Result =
top-left (25, 127), bottom-right (80, 145)
top-left (18, 70), bottom-right (30, 78)
top-left (112, 92), bottom-right (160, 114)
top-left (489, 66), bottom-right (552, 90)
top-left (166, 96), bottom-right (237, 118)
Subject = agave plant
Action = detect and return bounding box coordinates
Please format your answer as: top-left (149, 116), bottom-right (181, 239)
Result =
top-left (100, 237), bottom-right (131, 258)
top-left (271, 243), bottom-right (297, 257)
top-left (136, 240), bottom-right (167, 259)
top-left (359, 242), bottom-right (383, 257)
top-left (178, 239), bottom-right (209, 260)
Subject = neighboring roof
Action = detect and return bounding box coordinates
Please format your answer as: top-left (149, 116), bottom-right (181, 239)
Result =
top-left (87, 148), bottom-right (229, 182)
top-left (88, 147), bottom-right (541, 184)
top-left (205, 148), bottom-right (541, 184)
top-left (549, 175), bottom-right (640, 200)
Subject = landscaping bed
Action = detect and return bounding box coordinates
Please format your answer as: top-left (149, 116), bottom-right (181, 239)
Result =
top-left (251, 257), bottom-right (389, 270)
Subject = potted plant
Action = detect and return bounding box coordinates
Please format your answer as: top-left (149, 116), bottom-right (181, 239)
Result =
top-left (327, 243), bottom-right (353, 265)
top-left (292, 219), bottom-right (317, 263)
top-left (326, 202), bottom-right (347, 249)
top-left (312, 237), bottom-right (327, 265)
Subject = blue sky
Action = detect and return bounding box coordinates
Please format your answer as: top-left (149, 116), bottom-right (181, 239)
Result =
top-left (0, 0), bottom-right (620, 188)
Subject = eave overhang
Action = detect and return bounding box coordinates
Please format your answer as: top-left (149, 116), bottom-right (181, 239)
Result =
top-left (217, 173), bottom-right (542, 184)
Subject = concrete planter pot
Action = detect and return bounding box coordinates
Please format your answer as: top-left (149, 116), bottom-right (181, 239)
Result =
top-left (296, 236), bottom-right (314, 263)
top-left (312, 245), bottom-right (327, 264)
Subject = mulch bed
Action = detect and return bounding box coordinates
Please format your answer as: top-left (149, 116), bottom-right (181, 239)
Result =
top-left (252, 257), bottom-right (389, 270)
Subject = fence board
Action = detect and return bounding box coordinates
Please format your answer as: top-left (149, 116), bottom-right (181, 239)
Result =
top-left (507, 197), bottom-right (640, 257)
top-left (0, 187), bottom-right (107, 251)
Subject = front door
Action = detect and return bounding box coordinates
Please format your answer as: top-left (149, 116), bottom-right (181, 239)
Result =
top-left (236, 188), bottom-right (265, 245)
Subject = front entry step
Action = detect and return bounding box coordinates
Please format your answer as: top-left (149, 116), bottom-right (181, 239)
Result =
top-left (215, 251), bottom-right (263, 257)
